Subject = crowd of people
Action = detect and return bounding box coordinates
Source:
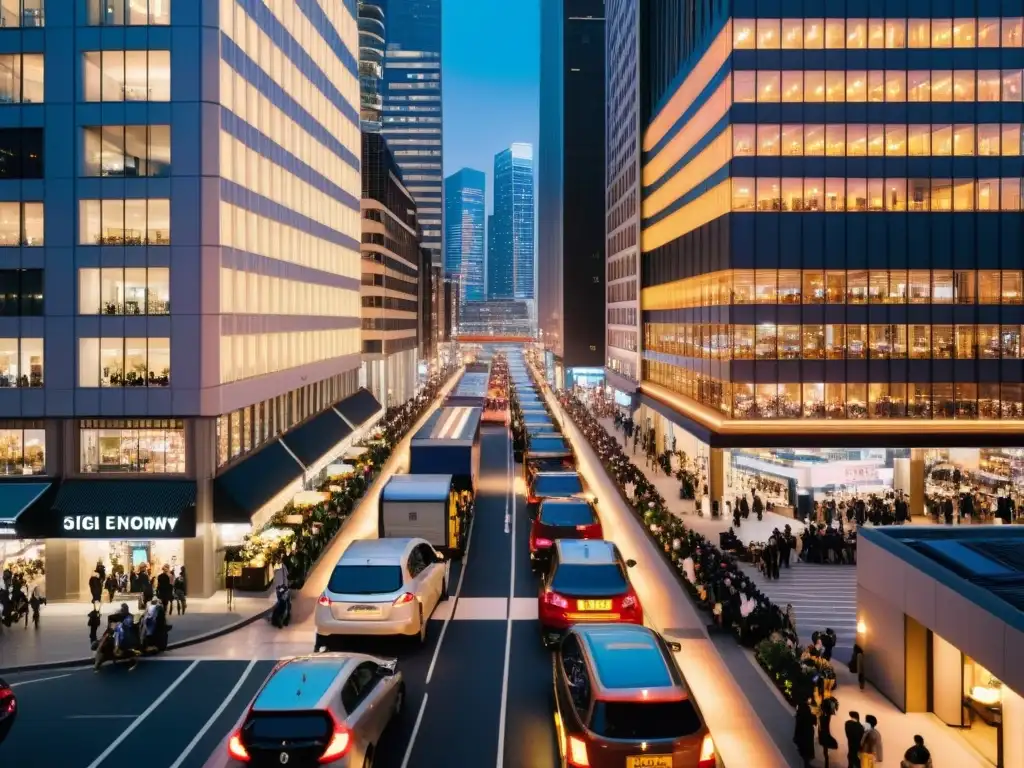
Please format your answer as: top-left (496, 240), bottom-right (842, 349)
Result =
top-left (0, 567), bottom-right (44, 630)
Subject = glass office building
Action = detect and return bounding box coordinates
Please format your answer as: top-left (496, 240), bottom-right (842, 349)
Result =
top-left (489, 143), bottom-right (535, 301)
top-left (640, 6), bottom-right (1024, 447)
top-left (443, 168), bottom-right (486, 303)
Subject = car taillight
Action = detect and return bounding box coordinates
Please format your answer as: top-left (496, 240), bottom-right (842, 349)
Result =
top-left (393, 592), bottom-right (416, 606)
top-left (698, 733), bottom-right (716, 767)
top-left (621, 594), bottom-right (637, 611)
top-left (227, 732), bottom-right (250, 763)
top-left (317, 594), bottom-right (331, 607)
top-left (534, 537), bottom-right (553, 548)
top-left (543, 590), bottom-right (569, 609)
top-left (0, 687), bottom-right (14, 716)
top-left (567, 734), bottom-right (589, 766)
top-left (319, 714), bottom-right (352, 763)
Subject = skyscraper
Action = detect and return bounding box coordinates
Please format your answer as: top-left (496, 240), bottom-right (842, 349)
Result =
top-left (381, 0), bottom-right (443, 264)
top-left (444, 169), bottom-right (486, 303)
top-left (603, 0), bottom-right (641, 397)
top-left (538, 0), bottom-right (606, 384)
top-left (490, 143), bottom-right (535, 301)
top-left (357, 2), bottom-right (386, 132)
top-left (486, 212), bottom-right (495, 296)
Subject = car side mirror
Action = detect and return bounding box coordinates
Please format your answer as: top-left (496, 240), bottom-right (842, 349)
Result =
top-left (664, 640), bottom-right (682, 653)
top-left (376, 659), bottom-right (398, 677)
top-left (436, 551), bottom-right (446, 561)
top-left (626, 559), bottom-right (637, 568)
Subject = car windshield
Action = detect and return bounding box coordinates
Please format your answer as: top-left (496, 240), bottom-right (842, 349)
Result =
top-left (540, 502), bottom-right (596, 527)
top-left (589, 700), bottom-right (702, 740)
top-left (534, 474), bottom-right (583, 497)
top-left (551, 563), bottom-right (626, 595)
top-left (327, 565), bottom-right (403, 595)
top-left (246, 712), bottom-right (330, 742)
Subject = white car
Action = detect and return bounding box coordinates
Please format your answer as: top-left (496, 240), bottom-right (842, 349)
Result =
top-left (315, 537), bottom-right (448, 649)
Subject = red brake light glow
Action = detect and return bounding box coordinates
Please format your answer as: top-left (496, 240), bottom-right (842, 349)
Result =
top-left (543, 590), bottom-right (569, 609)
top-left (393, 592), bottom-right (416, 606)
top-left (317, 594), bottom-right (331, 607)
top-left (534, 537), bottom-right (553, 548)
top-left (621, 594), bottom-right (637, 610)
top-left (567, 734), bottom-right (590, 766)
top-left (227, 732), bottom-right (250, 762)
top-left (698, 733), bottom-right (716, 767)
top-left (319, 715), bottom-right (352, 763)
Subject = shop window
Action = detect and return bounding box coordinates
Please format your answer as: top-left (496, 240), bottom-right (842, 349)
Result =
top-left (79, 420), bottom-right (185, 474)
top-left (82, 125), bottom-right (171, 177)
top-left (0, 425), bottom-right (45, 475)
top-left (0, 54), bottom-right (44, 103)
top-left (78, 198), bottom-right (170, 245)
top-left (78, 337), bottom-right (170, 387)
top-left (0, 337), bottom-right (42, 387)
top-left (78, 267), bottom-right (170, 315)
top-left (83, 50), bottom-right (171, 102)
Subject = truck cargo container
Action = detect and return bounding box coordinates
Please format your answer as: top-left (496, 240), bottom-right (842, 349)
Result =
top-left (409, 406), bottom-right (482, 493)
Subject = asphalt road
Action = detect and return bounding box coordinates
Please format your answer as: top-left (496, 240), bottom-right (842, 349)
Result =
top-left (0, 368), bottom-right (562, 768)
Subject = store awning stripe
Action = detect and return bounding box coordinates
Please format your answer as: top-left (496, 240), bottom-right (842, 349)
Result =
top-left (213, 441), bottom-right (303, 524)
top-left (334, 388), bottom-right (382, 427)
top-left (282, 407), bottom-right (352, 468)
top-left (0, 482), bottom-right (51, 523)
top-left (52, 480), bottom-right (196, 518)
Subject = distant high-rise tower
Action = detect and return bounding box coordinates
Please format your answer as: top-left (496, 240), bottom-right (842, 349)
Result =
top-left (538, 0), bottom-right (605, 380)
top-left (357, 2), bottom-right (386, 132)
top-left (490, 143), bottom-right (535, 301)
top-left (381, 0), bottom-right (443, 264)
top-left (444, 169), bottom-right (486, 303)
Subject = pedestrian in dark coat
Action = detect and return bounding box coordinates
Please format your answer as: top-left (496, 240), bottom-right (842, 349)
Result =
top-left (794, 698), bottom-right (817, 767)
top-left (88, 571), bottom-right (103, 608)
top-left (844, 711), bottom-right (865, 768)
top-left (156, 565), bottom-right (173, 612)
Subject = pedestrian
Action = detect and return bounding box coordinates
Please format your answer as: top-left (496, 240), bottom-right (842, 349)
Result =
top-left (845, 711), bottom-right (865, 768)
top-left (88, 570), bottom-right (102, 610)
top-left (138, 567), bottom-right (153, 608)
top-left (822, 627), bottom-right (837, 661)
top-left (87, 608), bottom-right (101, 644)
top-left (173, 567), bottom-right (187, 615)
top-left (94, 559), bottom-right (106, 582)
top-left (901, 734), bottom-right (933, 768)
top-left (156, 564), bottom-right (173, 612)
top-left (104, 572), bottom-right (117, 603)
top-left (818, 691), bottom-right (839, 763)
top-left (859, 714), bottom-right (883, 768)
top-left (793, 696), bottom-right (817, 768)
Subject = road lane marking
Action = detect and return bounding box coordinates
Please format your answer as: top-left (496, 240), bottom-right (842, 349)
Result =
top-left (399, 692), bottom-right (428, 768)
top-left (168, 659), bottom-right (259, 768)
top-left (10, 673), bottom-right (72, 687)
top-left (496, 432), bottom-right (515, 768)
top-left (425, 506), bottom-right (477, 684)
top-left (66, 715), bottom-right (136, 719)
top-left (84, 659), bottom-right (200, 768)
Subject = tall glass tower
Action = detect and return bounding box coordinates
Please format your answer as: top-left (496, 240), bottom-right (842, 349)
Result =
top-left (381, 0), bottom-right (443, 263)
top-left (490, 143), bottom-right (535, 300)
top-left (444, 168), bottom-right (486, 303)
top-left (357, 2), bottom-right (386, 132)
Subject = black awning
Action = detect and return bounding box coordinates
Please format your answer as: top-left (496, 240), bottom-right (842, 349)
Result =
top-left (49, 480), bottom-right (197, 539)
top-left (213, 441), bottom-right (302, 524)
top-left (0, 482), bottom-right (52, 524)
top-left (335, 388), bottom-right (382, 427)
top-left (282, 408), bottom-right (352, 467)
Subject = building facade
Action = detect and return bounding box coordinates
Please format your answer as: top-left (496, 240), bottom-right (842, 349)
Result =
top-left (380, 0), bottom-right (443, 264)
top-left (443, 168), bottom-right (486, 303)
top-left (539, 0), bottom-right (606, 384)
top-left (357, 1), bottom-right (386, 132)
top-left (640, 6), bottom-right (1024, 449)
top-left (604, 0), bottom-right (642, 396)
top-left (361, 133), bottom-right (420, 406)
top-left (490, 143), bottom-right (535, 302)
top-left (0, 1), bottom-right (380, 601)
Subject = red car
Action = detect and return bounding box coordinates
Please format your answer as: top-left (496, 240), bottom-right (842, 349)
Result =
top-left (529, 498), bottom-right (602, 573)
top-left (553, 624), bottom-right (717, 768)
top-left (538, 539), bottom-right (641, 647)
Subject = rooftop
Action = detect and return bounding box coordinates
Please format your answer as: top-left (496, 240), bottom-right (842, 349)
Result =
top-left (863, 526), bottom-right (1024, 630)
top-left (340, 537), bottom-right (412, 563)
top-left (253, 656), bottom-right (349, 711)
top-left (413, 406), bottom-right (481, 442)
top-left (579, 625), bottom-right (678, 692)
top-left (557, 539), bottom-right (616, 564)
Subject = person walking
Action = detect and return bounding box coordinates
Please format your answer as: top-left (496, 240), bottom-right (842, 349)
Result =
top-left (901, 735), bottom-right (932, 768)
top-left (793, 697), bottom-right (817, 768)
top-left (104, 572), bottom-right (117, 603)
top-left (845, 712), bottom-right (865, 768)
top-left (859, 714), bottom-right (883, 767)
top-left (173, 567), bottom-right (187, 615)
top-left (88, 571), bottom-right (102, 610)
top-left (156, 565), bottom-right (173, 613)
top-left (87, 608), bottom-right (101, 645)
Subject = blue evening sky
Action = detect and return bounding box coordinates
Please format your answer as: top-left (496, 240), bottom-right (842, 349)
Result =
top-left (442, 0), bottom-right (540, 214)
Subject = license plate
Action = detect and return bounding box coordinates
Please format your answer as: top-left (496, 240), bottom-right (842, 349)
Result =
top-left (576, 599), bottom-right (612, 611)
top-left (627, 756), bottom-right (673, 768)
top-left (348, 605), bottom-right (380, 614)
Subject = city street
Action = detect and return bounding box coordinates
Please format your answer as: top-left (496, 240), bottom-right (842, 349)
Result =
top-left (0, 426), bottom-right (561, 768)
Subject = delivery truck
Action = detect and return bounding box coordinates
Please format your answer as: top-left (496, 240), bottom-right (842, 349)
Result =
top-left (409, 406), bottom-right (482, 493)
top-left (378, 474), bottom-right (469, 556)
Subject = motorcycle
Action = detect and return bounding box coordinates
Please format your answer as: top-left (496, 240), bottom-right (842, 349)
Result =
top-left (92, 606), bottom-right (172, 671)
top-left (270, 583), bottom-right (291, 628)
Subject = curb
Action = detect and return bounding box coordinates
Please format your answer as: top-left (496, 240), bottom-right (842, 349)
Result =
top-left (0, 605), bottom-right (274, 674)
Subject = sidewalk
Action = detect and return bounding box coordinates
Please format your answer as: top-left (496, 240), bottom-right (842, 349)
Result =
top-left (0, 590), bottom-right (274, 672)
top-left (590, 415), bottom-right (988, 768)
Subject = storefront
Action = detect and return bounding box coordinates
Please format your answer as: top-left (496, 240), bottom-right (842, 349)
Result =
top-left (11, 479), bottom-right (196, 601)
top-left (858, 526), bottom-right (1024, 768)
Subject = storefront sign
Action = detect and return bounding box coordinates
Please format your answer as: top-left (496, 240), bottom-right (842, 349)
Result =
top-left (63, 515), bottom-right (181, 534)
